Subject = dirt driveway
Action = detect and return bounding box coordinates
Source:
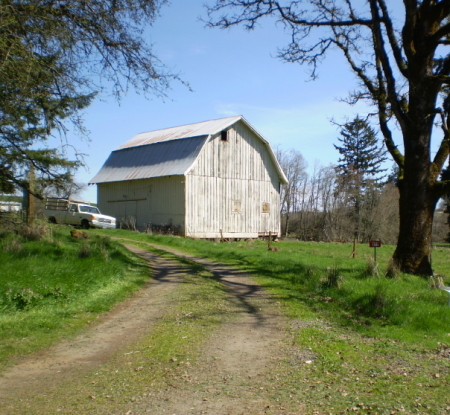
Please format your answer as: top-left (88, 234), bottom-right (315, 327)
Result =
top-left (0, 242), bottom-right (291, 415)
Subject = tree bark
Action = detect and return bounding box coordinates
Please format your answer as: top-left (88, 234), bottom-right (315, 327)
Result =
top-left (392, 125), bottom-right (439, 275)
top-left (393, 189), bottom-right (437, 275)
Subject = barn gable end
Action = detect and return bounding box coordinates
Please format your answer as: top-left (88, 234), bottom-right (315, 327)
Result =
top-left (90, 116), bottom-right (287, 237)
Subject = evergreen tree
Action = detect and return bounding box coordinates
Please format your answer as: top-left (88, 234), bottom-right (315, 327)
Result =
top-left (0, 0), bottom-right (177, 198)
top-left (334, 117), bottom-right (387, 185)
top-left (334, 116), bottom-right (387, 245)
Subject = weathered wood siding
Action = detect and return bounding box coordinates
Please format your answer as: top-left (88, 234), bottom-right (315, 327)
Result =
top-left (185, 121), bottom-right (281, 238)
top-left (97, 176), bottom-right (185, 232)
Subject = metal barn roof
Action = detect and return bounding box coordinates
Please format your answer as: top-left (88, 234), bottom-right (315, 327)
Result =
top-left (116, 116), bottom-right (242, 150)
top-left (90, 135), bottom-right (207, 183)
top-left (90, 116), bottom-right (288, 184)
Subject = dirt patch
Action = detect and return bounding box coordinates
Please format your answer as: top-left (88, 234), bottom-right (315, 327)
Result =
top-left (133, 244), bottom-right (289, 414)
top-left (0, 242), bottom-right (290, 414)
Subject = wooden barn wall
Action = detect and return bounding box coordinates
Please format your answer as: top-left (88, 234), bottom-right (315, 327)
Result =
top-left (97, 176), bottom-right (185, 232)
top-left (186, 122), bottom-right (281, 238)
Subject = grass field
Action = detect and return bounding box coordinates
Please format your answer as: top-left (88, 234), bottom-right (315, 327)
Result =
top-left (1, 224), bottom-right (449, 413)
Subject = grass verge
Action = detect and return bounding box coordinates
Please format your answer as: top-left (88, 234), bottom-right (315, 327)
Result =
top-left (3, 244), bottom-right (232, 414)
top-left (0, 225), bottom-right (150, 369)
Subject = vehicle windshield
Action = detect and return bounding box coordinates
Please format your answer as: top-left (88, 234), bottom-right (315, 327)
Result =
top-left (79, 205), bottom-right (100, 214)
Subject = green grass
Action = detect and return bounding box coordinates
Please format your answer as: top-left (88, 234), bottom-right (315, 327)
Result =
top-left (89, 230), bottom-right (450, 414)
top-left (2, 226), bottom-right (450, 413)
top-left (0, 225), bottom-right (151, 368)
top-left (71, 249), bottom-right (232, 412)
top-left (98, 229), bottom-right (450, 348)
top-left (2, 245), bottom-right (233, 414)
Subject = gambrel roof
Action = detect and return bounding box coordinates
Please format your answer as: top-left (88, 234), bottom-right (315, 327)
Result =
top-left (90, 116), bottom-right (288, 184)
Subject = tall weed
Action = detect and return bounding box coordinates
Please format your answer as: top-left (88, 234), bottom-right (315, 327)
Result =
top-left (385, 259), bottom-right (400, 279)
top-left (320, 266), bottom-right (344, 289)
top-left (353, 283), bottom-right (390, 318)
top-left (5, 287), bottom-right (43, 310)
top-left (364, 256), bottom-right (379, 277)
top-left (2, 238), bottom-right (23, 254)
top-left (78, 241), bottom-right (91, 258)
top-left (17, 223), bottom-right (50, 241)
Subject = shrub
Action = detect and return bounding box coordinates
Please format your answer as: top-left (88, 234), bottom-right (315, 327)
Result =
top-left (5, 287), bottom-right (43, 310)
top-left (78, 242), bottom-right (91, 258)
top-left (17, 224), bottom-right (50, 241)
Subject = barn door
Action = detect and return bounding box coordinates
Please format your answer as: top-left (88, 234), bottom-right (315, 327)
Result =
top-left (117, 201), bottom-right (137, 229)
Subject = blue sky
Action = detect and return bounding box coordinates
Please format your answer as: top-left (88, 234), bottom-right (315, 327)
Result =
top-left (69, 0), bottom-right (378, 202)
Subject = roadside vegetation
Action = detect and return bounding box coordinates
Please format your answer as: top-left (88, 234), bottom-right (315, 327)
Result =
top-left (1, 224), bottom-right (450, 413)
top-left (0, 223), bottom-right (150, 368)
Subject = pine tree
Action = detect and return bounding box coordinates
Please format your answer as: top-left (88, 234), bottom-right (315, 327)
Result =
top-left (334, 117), bottom-right (387, 183)
top-left (334, 116), bottom-right (387, 249)
top-left (0, 0), bottom-right (177, 198)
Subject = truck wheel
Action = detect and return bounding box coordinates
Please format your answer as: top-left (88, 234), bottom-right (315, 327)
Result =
top-left (81, 220), bottom-right (90, 229)
top-left (48, 217), bottom-right (57, 224)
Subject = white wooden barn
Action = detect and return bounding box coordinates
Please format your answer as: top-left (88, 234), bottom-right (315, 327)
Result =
top-left (90, 116), bottom-right (288, 238)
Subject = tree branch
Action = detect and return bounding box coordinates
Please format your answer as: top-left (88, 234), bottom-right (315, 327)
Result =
top-left (376, 0), bottom-right (408, 78)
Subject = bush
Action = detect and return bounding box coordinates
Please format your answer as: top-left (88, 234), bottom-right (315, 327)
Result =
top-left (17, 223), bottom-right (50, 241)
top-left (5, 287), bottom-right (43, 310)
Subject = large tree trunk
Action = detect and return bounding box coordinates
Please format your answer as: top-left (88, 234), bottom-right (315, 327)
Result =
top-left (392, 125), bottom-right (439, 276)
top-left (393, 186), bottom-right (437, 275)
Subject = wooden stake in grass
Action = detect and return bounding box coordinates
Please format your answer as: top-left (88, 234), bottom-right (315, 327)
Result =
top-left (267, 231), bottom-right (280, 252)
top-left (349, 232), bottom-right (357, 258)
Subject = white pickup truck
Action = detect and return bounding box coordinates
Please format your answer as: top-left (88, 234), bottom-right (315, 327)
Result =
top-left (44, 198), bottom-right (116, 229)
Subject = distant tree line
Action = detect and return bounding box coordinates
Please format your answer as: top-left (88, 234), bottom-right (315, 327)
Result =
top-left (277, 155), bottom-right (401, 244)
top-left (277, 116), bottom-right (448, 245)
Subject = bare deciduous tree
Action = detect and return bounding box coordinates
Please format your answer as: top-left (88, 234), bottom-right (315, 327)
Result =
top-left (276, 148), bottom-right (308, 236)
top-left (206, 0), bottom-right (450, 275)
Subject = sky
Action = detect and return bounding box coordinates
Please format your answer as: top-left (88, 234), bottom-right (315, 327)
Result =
top-left (68, 0), bottom-right (379, 202)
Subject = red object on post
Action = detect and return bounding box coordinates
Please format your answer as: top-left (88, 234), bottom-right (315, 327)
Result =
top-left (369, 240), bottom-right (381, 248)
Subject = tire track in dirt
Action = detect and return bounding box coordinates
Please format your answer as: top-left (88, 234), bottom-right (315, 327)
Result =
top-left (127, 243), bottom-right (289, 415)
top-left (1, 241), bottom-right (290, 414)
top-left (0, 246), bottom-right (183, 398)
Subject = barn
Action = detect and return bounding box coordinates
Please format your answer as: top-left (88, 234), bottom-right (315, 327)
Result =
top-left (89, 116), bottom-right (288, 238)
